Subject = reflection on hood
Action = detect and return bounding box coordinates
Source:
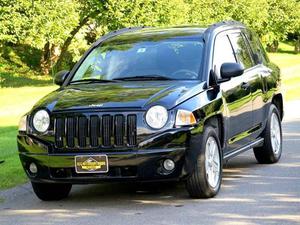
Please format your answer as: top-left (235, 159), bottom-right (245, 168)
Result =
top-left (33, 81), bottom-right (205, 112)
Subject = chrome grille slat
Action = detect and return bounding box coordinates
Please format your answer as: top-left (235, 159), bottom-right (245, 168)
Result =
top-left (102, 115), bottom-right (112, 147)
top-left (54, 113), bottom-right (137, 150)
top-left (55, 118), bottom-right (65, 148)
top-left (78, 116), bottom-right (88, 147)
top-left (66, 117), bottom-right (76, 147)
top-left (90, 116), bottom-right (99, 147)
top-left (115, 115), bottom-right (124, 146)
top-left (127, 115), bottom-right (137, 146)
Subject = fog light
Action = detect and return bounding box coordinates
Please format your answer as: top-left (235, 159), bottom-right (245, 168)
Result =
top-left (163, 159), bottom-right (175, 171)
top-left (29, 163), bottom-right (37, 174)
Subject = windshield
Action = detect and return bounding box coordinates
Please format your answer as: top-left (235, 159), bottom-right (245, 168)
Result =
top-left (71, 35), bottom-right (204, 82)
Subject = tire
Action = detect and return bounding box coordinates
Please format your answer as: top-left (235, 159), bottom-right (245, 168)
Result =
top-left (185, 126), bottom-right (222, 198)
top-left (31, 182), bottom-right (72, 201)
top-left (253, 104), bottom-right (282, 164)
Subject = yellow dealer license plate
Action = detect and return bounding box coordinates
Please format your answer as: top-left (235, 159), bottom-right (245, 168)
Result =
top-left (75, 155), bottom-right (108, 173)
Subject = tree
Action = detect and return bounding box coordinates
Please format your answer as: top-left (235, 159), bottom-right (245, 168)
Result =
top-left (55, 0), bottom-right (190, 71)
top-left (1, 0), bottom-right (299, 76)
top-left (0, 0), bottom-right (80, 75)
top-left (186, 0), bottom-right (231, 25)
top-left (263, 0), bottom-right (299, 52)
top-left (54, 0), bottom-right (106, 71)
top-left (229, 0), bottom-right (269, 36)
top-left (0, 0), bottom-right (32, 43)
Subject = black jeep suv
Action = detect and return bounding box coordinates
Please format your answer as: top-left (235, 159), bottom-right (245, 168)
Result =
top-left (17, 21), bottom-right (283, 200)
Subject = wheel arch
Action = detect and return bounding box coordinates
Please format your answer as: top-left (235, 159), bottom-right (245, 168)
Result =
top-left (203, 114), bottom-right (225, 149)
top-left (181, 113), bottom-right (225, 179)
top-left (272, 94), bottom-right (283, 120)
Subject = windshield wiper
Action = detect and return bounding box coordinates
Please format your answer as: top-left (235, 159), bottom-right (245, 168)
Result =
top-left (69, 78), bottom-right (119, 84)
top-left (113, 75), bottom-right (174, 81)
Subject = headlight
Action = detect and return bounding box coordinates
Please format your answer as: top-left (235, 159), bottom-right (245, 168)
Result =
top-left (32, 110), bottom-right (50, 133)
top-left (18, 115), bottom-right (27, 132)
top-left (145, 105), bottom-right (168, 129)
top-left (175, 109), bottom-right (196, 126)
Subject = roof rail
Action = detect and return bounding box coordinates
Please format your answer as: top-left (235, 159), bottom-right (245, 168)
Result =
top-left (210, 20), bottom-right (244, 27)
top-left (205, 20), bottom-right (245, 33)
top-left (94, 26), bottom-right (150, 46)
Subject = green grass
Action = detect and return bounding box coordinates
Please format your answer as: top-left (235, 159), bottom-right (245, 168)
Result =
top-left (0, 45), bottom-right (53, 88)
top-left (0, 86), bottom-right (56, 189)
top-left (0, 42), bottom-right (299, 190)
top-left (268, 49), bottom-right (300, 101)
top-left (0, 126), bottom-right (25, 189)
top-left (0, 45), bottom-right (56, 189)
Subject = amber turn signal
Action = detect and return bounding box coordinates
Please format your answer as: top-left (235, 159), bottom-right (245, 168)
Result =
top-left (175, 109), bottom-right (196, 126)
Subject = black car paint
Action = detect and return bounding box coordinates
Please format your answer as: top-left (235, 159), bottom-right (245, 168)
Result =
top-left (17, 22), bottom-right (283, 184)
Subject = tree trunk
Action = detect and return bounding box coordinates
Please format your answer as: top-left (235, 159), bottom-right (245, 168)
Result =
top-left (40, 42), bottom-right (61, 75)
top-left (266, 40), bottom-right (279, 53)
top-left (40, 41), bottom-right (51, 75)
top-left (295, 36), bottom-right (300, 53)
top-left (55, 16), bottom-right (90, 71)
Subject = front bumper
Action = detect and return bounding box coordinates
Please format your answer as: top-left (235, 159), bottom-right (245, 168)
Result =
top-left (17, 135), bottom-right (187, 184)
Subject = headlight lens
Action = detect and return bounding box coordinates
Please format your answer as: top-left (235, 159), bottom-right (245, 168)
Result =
top-left (18, 115), bottom-right (27, 132)
top-left (145, 105), bottom-right (168, 129)
top-left (175, 109), bottom-right (196, 126)
top-left (32, 110), bottom-right (50, 133)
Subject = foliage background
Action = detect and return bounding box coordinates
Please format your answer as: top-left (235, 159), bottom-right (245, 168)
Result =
top-left (0, 0), bottom-right (299, 76)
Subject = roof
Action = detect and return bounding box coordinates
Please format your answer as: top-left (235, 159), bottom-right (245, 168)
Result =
top-left (94, 21), bottom-right (246, 46)
top-left (101, 26), bottom-right (207, 45)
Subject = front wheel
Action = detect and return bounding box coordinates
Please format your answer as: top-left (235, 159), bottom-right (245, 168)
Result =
top-left (31, 182), bottom-right (72, 201)
top-left (185, 126), bottom-right (222, 198)
top-left (253, 104), bottom-right (282, 164)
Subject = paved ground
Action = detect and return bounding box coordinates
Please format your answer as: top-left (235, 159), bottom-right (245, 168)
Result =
top-left (1, 101), bottom-right (300, 225)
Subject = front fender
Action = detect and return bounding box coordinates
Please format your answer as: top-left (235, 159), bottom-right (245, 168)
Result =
top-left (176, 88), bottom-right (224, 178)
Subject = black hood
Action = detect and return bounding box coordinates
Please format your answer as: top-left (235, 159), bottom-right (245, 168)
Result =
top-left (33, 80), bottom-right (206, 112)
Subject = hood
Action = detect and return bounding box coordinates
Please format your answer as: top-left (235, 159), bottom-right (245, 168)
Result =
top-left (33, 81), bottom-right (206, 112)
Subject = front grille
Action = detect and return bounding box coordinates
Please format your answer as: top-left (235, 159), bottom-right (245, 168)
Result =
top-left (54, 114), bottom-right (137, 150)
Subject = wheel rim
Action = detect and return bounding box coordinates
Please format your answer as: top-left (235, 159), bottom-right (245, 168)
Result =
top-left (205, 136), bottom-right (221, 189)
top-left (270, 112), bottom-right (281, 155)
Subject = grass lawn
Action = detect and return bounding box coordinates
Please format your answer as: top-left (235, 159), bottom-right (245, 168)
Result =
top-left (268, 42), bottom-right (300, 101)
top-left (269, 54), bottom-right (300, 101)
top-left (0, 42), bottom-right (299, 190)
top-left (0, 45), bottom-right (56, 189)
top-left (0, 86), bottom-right (56, 189)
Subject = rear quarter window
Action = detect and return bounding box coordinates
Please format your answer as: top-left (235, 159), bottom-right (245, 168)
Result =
top-left (243, 29), bottom-right (269, 65)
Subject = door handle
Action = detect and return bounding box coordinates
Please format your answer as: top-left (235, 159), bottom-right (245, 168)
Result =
top-left (262, 68), bottom-right (272, 73)
top-left (241, 82), bottom-right (250, 90)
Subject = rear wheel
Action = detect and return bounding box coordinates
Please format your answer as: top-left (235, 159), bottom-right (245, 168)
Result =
top-left (253, 104), bottom-right (282, 163)
top-left (185, 126), bottom-right (222, 198)
top-left (31, 182), bottom-right (72, 201)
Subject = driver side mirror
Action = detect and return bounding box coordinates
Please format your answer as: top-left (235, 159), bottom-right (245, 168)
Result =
top-left (220, 63), bottom-right (244, 80)
top-left (54, 70), bottom-right (69, 86)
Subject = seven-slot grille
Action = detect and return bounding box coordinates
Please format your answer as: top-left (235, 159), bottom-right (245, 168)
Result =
top-left (54, 114), bottom-right (137, 149)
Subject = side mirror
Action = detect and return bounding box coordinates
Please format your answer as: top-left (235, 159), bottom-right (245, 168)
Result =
top-left (220, 63), bottom-right (244, 79)
top-left (54, 70), bottom-right (69, 86)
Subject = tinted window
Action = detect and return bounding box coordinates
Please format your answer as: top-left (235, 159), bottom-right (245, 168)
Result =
top-left (213, 34), bottom-right (236, 78)
top-left (229, 33), bottom-right (254, 69)
top-left (71, 38), bottom-right (204, 82)
top-left (244, 30), bottom-right (269, 64)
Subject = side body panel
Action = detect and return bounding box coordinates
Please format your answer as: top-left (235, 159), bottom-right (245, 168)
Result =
top-left (202, 24), bottom-right (282, 156)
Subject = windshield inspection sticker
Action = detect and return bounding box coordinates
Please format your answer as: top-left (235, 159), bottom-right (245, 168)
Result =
top-left (137, 48), bottom-right (146, 53)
